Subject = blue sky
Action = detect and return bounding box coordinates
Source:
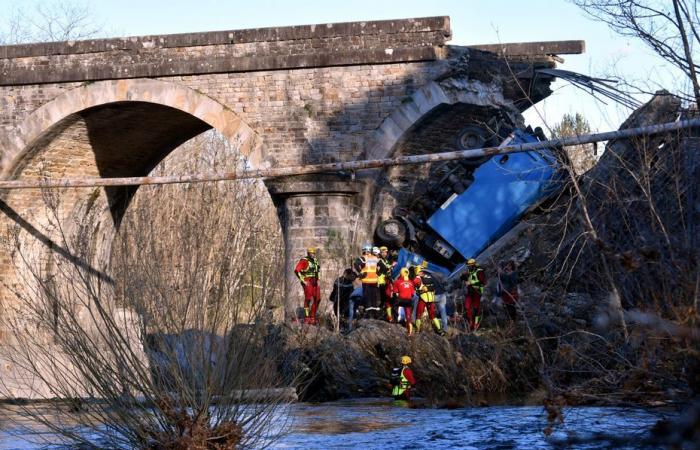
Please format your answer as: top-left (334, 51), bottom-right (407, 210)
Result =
top-left (2, 0), bottom-right (684, 131)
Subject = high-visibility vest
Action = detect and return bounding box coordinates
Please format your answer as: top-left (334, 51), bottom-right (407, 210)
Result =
top-left (298, 257), bottom-right (320, 279)
top-left (467, 268), bottom-right (484, 294)
top-left (391, 367), bottom-right (411, 397)
top-left (361, 255), bottom-right (379, 284)
top-left (416, 274), bottom-right (436, 302)
top-left (377, 258), bottom-right (391, 286)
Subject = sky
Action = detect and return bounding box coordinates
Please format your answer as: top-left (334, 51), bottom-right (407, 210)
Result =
top-left (1, 0), bottom-right (687, 132)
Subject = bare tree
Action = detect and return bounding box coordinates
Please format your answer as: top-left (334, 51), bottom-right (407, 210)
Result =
top-left (0, 0), bottom-right (102, 44)
top-left (572, 0), bottom-right (700, 107)
top-left (1, 132), bottom-right (293, 449)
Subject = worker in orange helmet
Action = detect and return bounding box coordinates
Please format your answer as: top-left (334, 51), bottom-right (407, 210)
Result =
top-left (294, 247), bottom-right (321, 325)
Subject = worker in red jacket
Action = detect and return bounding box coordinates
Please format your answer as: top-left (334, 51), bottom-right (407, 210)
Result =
top-left (294, 247), bottom-right (321, 324)
top-left (392, 267), bottom-right (416, 335)
top-left (461, 258), bottom-right (486, 331)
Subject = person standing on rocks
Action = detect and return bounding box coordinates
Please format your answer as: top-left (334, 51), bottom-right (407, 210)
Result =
top-left (354, 244), bottom-right (381, 320)
top-left (294, 247), bottom-right (321, 325)
top-left (498, 260), bottom-right (520, 321)
top-left (413, 266), bottom-right (445, 335)
top-left (391, 355), bottom-right (416, 401)
top-left (392, 268), bottom-right (416, 335)
top-left (329, 268), bottom-right (357, 328)
top-left (377, 246), bottom-right (395, 322)
top-left (461, 258), bottom-right (486, 332)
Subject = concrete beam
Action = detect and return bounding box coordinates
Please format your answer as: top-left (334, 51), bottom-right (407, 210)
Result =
top-left (469, 40), bottom-right (585, 57)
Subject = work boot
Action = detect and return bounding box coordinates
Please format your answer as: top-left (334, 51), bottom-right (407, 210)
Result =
top-left (415, 319), bottom-right (422, 333)
top-left (407, 323), bottom-right (414, 336)
top-left (432, 318), bottom-right (442, 333)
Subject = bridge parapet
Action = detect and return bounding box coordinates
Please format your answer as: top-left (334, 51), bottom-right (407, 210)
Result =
top-left (0, 16), bottom-right (451, 86)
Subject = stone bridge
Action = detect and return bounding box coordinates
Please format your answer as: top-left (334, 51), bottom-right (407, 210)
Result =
top-left (0, 15), bottom-right (583, 339)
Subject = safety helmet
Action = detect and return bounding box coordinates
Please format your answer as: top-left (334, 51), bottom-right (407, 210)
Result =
top-left (307, 247), bottom-right (317, 254)
top-left (372, 246), bottom-right (381, 256)
top-left (379, 246), bottom-right (388, 252)
top-left (467, 258), bottom-right (477, 265)
top-left (413, 265), bottom-right (423, 275)
top-left (401, 355), bottom-right (412, 365)
top-left (362, 243), bottom-right (372, 253)
top-left (400, 267), bottom-right (409, 278)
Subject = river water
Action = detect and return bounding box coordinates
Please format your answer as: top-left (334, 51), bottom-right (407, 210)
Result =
top-left (0, 398), bottom-right (677, 449)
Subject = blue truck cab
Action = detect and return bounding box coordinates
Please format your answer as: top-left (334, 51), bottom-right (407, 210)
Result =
top-left (387, 127), bottom-right (565, 279)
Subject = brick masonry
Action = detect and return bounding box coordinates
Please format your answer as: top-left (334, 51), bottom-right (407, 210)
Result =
top-left (0, 16), bottom-right (574, 397)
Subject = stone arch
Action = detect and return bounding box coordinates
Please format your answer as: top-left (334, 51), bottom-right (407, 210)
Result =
top-left (0, 78), bottom-right (271, 297)
top-left (362, 80), bottom-right (519, 161)
top-left (1, 78), bottom-right (262, 180)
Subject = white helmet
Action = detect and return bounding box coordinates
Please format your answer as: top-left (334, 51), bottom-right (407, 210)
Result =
top-left (372, 246), bottom-right (380, 255)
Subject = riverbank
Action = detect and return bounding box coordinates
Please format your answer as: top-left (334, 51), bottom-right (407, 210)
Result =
top-left (269, 315), bottom-right (695, 408)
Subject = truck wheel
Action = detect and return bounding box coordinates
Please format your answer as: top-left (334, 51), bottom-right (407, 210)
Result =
top-left (375, 218), bottom-right (407, 247)
top-left (456, 125), bottom-right (491, 166)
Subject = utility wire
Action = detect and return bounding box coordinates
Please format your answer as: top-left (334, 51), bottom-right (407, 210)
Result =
top-left (0, 117), bottom-right (697, 190)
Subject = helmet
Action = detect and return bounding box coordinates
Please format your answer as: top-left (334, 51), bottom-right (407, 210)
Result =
top-left (413, 265), bottom-right (423, 275)
top-left (379, 246), bottom-right (388, 252)
top-left (400, 267), bottom-right (409, 279)
top-left (307, 247), bottom-right (317, 254)
top-left (363, 243), bottom-right (372, 253)
top-left (372, 246), bottom-right (380, 255)
top-left (401, 355), bottom-right (412, 365)
top-left (467, 258), bottom-right (477, 265)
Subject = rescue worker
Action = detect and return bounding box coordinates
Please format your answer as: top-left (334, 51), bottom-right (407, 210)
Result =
top-left (377, 246), bottom-right (394, 322)
top-left (413, 266), bottom-right (444, 335)
top-left (461, 258), bottom-right (486, 331)
top-left (329, 268), bottom-right (357, 328)
top-left (392, 267), bottom-right (416, 335)
top-left (294, 247), bottom-right (321, 324)
top-left (391, 355), bottom-right (416, 401)
top-left (354, 244), bottom-right (381, 319)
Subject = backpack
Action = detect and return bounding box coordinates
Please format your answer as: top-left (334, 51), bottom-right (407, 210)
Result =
top-left (390, 367), bottom-right (402, 386)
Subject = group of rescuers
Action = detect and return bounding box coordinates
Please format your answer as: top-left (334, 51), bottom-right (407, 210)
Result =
top-left (294, 244), bottom-right (520, 335)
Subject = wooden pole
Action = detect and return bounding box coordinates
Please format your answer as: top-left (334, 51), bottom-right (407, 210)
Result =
top-left (1, 118), bottom-right (698, 189)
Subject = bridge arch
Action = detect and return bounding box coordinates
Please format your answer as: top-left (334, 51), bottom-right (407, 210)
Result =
top-left (362, 80), bottom-right (520, 162)
top-left (2, 78), bottom-right (262, 181)
top-left (363, 80), bottom-right (525, 239)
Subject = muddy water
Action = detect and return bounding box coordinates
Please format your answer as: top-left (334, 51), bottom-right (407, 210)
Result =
top-left (0, 398), bottom-right (676, 449)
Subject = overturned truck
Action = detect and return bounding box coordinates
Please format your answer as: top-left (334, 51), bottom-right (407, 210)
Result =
top-left (374, 122), bottom-right (567, 278)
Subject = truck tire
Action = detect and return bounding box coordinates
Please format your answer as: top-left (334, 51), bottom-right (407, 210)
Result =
top-left (456, 125), bottom-right (491, 166)
top-left (375, 218), bottom-right (407, 247)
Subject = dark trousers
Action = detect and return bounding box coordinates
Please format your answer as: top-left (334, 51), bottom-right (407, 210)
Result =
top-left (362, 284), bottom-right (381, 319)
